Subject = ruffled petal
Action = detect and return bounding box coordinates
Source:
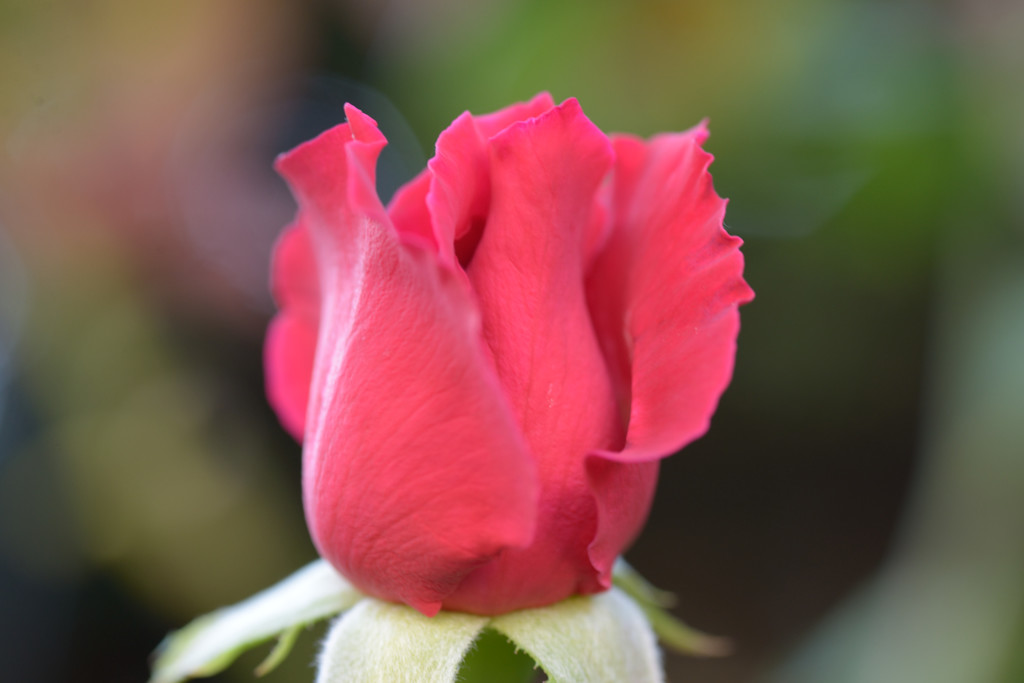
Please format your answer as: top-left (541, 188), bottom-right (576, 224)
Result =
top-left (273, 105), bottom-right (538, 616)
top-left (585, 125), bottom-right (754, 584)
top-left (429, 92), bottom-right (557, 268)
top-left (443, 99), bottom-right (620, 614)
top-left (387, 93), bottom-right (556, 270)
top-left (426, 111), bottom-right (491, 269)
top-left (473, 92), bottom-right (556, 138)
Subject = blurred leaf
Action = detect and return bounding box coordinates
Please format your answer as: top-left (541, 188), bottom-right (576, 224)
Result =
top-left (767, 246), bottom-right (1024, 682)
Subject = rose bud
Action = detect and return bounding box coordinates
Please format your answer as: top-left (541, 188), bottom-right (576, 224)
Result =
top-left (265, 93), bottom-right (753, 617)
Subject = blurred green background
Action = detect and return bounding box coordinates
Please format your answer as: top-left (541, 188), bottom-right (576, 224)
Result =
top-left (1, 0), bottom-right (1022, 681)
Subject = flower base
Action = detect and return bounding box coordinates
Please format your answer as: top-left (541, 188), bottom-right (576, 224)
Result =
top-left (151, 559), bottom-right (727, 683)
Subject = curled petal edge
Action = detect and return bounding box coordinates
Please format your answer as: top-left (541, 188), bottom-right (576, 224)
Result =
top-left (584, 125), bottom-right (754, 589)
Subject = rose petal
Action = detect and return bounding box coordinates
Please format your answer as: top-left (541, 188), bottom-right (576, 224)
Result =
top-left (443, 99), bottom-right (620, 613)
top-left (473, 92), bottom-right (556, 138)
top-left (426, 110), bottom-right (492, 268)
top-left (273, 105), bottom-right (538, 616)
top-left (584, 458), bottom-right (660, 587)
top-left (270, 218), bottom-right (319, 317)
top-left (265, 311), bottom-right (317, 440)
top-left (386, 170), bottom-right (436, 253)
top-left (387, 92), bottom-right (556, 270)
top-left (265, 220), bottom-right (319, 439)
top-left (585, 126), bottom-right (754, 584)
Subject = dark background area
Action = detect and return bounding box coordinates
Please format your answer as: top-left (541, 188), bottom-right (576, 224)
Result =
top-left (1, 1), bottom-right (1022, 681)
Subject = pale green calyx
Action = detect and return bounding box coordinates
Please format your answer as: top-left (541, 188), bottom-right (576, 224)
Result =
top-left (488, 588), bottom-right (661, 682)
top-left (149, 560), bottom-right (361, 683)
top-left (613, 558), bottom-right (733, 658)
top-left (150, 559), bottom-right (727, 683)
top-left (316, 599), bottom-right (488, 683)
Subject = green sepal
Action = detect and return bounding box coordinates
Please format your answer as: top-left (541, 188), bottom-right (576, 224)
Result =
top-left (150, 560), bottom-right (362, 683)
top-left (316, 600), bottom-right (488, 683)
top-left (638, 601), bottom-right (732, 657)
top-left (612, 558), bottom-right (677, 608)
top-left (491, 587), bottom-right (663, 683)
top-left (612, 559), bottom-right (731, 657)
top-left (254, 623), bottom-right (302, 677)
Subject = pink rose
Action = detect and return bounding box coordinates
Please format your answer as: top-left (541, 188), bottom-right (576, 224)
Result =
top-left (265, 93), bottom-right (753, 616)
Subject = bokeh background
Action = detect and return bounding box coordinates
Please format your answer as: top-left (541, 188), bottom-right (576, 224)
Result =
top-left (1, 0), bottom-right (1022, 681)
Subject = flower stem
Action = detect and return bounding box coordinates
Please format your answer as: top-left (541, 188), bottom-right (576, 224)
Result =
top-left (457, 628), bottom-right (540, 683)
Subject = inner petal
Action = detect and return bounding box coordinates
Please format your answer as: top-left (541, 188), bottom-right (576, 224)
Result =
top-left (443, 100), bottom-right (623, 613)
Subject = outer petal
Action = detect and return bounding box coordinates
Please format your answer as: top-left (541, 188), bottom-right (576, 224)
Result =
top-left (443, 100), bottom-right (621, 614)
top-left (265, 220), bottom-right (319, 439)
top-left (585, 125), bottom-right (754, 584)
top-left (274, 105), bottom-right (538, 616)
top-left (265, 312), bottom-right (317, 440)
